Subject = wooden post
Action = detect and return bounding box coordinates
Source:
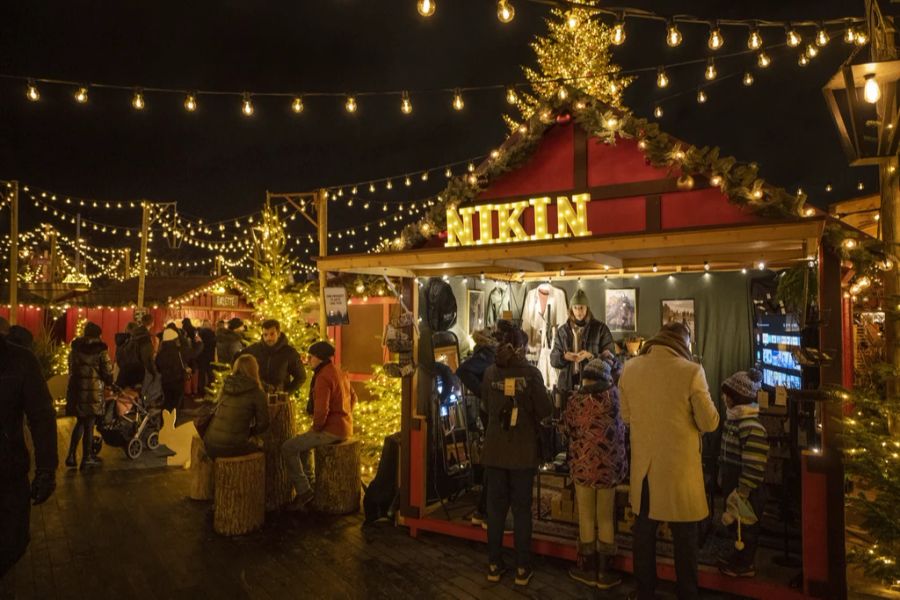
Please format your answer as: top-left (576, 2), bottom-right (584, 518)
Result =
top-left (123, 248), bottom-right (131, 280)
top-left (317, 188), bottom-right (328, 340)
top-left (137, 200), bottom-right (150, 308)
top-left (264, 401), bottom-right (296, 511)
top-left (48, 226), bottom-right (58, 283)
top-left (9, 180), bottom-right (18, 325)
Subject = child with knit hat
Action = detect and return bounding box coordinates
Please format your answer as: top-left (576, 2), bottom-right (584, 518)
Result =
top-left (717, 368), bottom-right (769, 578)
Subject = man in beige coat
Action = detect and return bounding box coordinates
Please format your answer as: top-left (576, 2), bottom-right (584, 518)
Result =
top-left (619, 322), bottom-right (719, 600)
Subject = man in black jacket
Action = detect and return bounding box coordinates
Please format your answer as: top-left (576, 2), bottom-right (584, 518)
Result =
top-left (196, 320), bottom-right (217, 395)
top-left (0, 334), bottom-right (58, 577)
top-left (241, 319), bottom-right (306, 394)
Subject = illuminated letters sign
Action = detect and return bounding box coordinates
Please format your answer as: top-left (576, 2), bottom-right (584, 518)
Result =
top-left (445, 193), bottom-right (592, 247)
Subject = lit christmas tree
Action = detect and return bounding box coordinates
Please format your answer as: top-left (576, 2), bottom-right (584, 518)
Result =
top-left (356, 364), bottom-right (402, 477)
top-left (510, 0), bottom-right (631, 127)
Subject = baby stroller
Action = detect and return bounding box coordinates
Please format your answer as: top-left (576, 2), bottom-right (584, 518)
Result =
top-left (96, 386), bottom-right (161, 459)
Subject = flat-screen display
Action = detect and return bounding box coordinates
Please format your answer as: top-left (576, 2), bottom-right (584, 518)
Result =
top-left (763, 368), bottom-right (802, 390)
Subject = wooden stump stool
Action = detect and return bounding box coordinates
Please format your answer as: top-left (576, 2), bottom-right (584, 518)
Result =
top-left (311, 439), bottom-right (361, 515)
top-left (264, 401), bottom-right (296, 511)
top-left (214, 452), bottom-right (265, 536)
top-left (189, 436), bottom-right (215, 500)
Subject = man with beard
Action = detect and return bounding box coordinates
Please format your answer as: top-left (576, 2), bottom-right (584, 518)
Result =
top-left (240, 319), bottom-right (305, 394)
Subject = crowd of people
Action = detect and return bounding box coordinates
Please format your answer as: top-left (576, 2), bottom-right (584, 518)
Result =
top-left (458, 293), bottom-right (770, 598)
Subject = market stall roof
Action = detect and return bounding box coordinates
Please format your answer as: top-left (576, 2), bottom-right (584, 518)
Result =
top-left (318, 102), bottom-right (826, 279)
top-left (70, 275), bottom-right (226, 307)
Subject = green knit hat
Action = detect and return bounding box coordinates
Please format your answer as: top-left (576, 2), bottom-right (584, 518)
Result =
top-left (570, 288), bottom-right (590, 307)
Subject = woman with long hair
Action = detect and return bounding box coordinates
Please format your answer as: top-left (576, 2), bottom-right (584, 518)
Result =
top-left (202, 354), bottom-right (270, 459)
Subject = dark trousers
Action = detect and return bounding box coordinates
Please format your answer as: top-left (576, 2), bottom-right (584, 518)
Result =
top-left (162, 382), bottom-right (185, 412)
top-left (633, 476), bottom-right (700, 600)
top-left (485, 467), bottom-right (535, 568)
top-left (197, 361), bottom-right (214, 396)
top-left (719, 464), bottom-right (766, 567)
top-left (68, 416), bottom-right (96, 460)
top-left (0, 473), bottom-right (30, 578)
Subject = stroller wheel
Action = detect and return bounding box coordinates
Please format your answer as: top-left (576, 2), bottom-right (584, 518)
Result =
top-left (146, 431), bottom-right (160, 450)
top-left (126, 438), bottom-right (143, 460)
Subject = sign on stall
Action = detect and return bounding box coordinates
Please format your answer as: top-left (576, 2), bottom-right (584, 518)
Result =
top-left (213, 294), bottom-right (239, 308)
top-left (324, 287), bottom-right (349, 326)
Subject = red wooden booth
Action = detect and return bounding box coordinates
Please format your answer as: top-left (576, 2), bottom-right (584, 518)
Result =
top-left (319, 111), bottom-right (853, 598)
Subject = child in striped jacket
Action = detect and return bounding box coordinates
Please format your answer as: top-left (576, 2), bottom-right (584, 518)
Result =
top-left (718, 368), bottom-right (769, 578)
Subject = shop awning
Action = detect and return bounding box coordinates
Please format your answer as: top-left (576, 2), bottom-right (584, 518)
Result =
top-left (318, 218), bottom-right (825, 279)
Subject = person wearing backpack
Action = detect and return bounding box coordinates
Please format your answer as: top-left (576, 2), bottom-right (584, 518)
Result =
top-left (65, 322), bottom-right (114, 470)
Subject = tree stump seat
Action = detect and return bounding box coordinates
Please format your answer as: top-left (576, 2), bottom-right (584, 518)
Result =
top-left (213, 452), bottom-right (265, 536)
top-left (189, 436), bottom-right (215, 501)
top-left (312, 438), bottom-right (361, 515)
top-left (264, 401), bottom-right (296, 511)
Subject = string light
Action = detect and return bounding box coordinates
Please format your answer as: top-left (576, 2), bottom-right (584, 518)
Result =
top-left (798, 53), bottom-right (810, 67)
top-left (452, 88), bottom-right (464, 111)
top-left (697, 88), bottom-right (708, 104)
top-left (708, 23), bottom-right (724, 50)
top-left (611, 15), bottom-right (626, 45)
top-left (656, 67), bottom-right (669, 88)
top-left (845, 21), bottom-right (858, 44)
top-left (506, 86), bottom-right (518, 104)
top-left (757, 51), bottom-right (771, 68)
top-left (131, 89), bottom-right (145, 111)
top-left (653, 105), bottom-right (663, 118)
top-left (666, 19), bottom-right (683, 47)
top-left (806, 44), bottom-right (819, 58)
top-left (400, 91), bottom-right (413, 115)
top-left (416, 0), bottom-right (435, 17)
top-left (241, 93), bottom-right (254, 116)
top-left (855, 29), bottom-right (869, 46)
top-left (816, 26), bottom-right (830, 46)
top-left (497, 0), bottom-right (515, 23)
top-left (785, 24), bottom-right (802, 47)
top-left (864, 74), bottom-right (881, 103)
top-left (747, 26), bottom-right (763, 50)
top-left (184, 93), bottom-right (198, 112)
top-left (742, 72), bottom-right (754, 86)
top-left (565, 10), bottom-right (578, 30)
top-left (345, 95), bottom-right (358, 113)
top-left (291, 96), bottom-right (304, 114)
top-left (26, 79), bottom-right (39, 101)
top-left (74, 86), bottom-right (88, 104)
top-left (704, 58), bottom-right (717, 81)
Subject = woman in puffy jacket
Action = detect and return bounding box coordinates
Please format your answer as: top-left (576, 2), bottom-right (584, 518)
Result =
top-left (203, 354), bottom-right (270, 459)
top-left (65, 321), bottom-right (114, 470)
top-left (155, 327), bottom-right (188, 412)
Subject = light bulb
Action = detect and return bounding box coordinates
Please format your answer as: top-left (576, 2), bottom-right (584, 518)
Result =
top-left (497, 0), bottom-right (514, 23)
top-left (400, 91), bottom-right (412, 114)
top-left (416, 0), bottom-right (435, 17)
top-left (864, 74), bottom-right (881, 103)
top-left (132, 89), bottom-right (145, 110)
top-left (697, 89), bottom-right (707, 104)
top-left (184, 93), bottom-right (197, 112)
top-left (656, 67), bottom-right (669, 88)
top-left (710, 174), bottom-right (723, 186)
top-left (291, 96), bottom-right (304, 113)
top-left (653, 105), bottom-right (663, 118)
top-left (558, 86), bottom-right (568, 100)
top-left (468, 162), bottom-right (475, 172)
top-left (825, 183), bottom-right (833, 192)
top-left (798, 54), bottom-right (810, 67)
top-left (345, 95), bottom-right (357, 113)
top-left (26, 80), bottom-right (39, 101)
top-left (369, 183), bottom-right (376, 193)
top-left (565, 11), bottom-right (577, 30)
top-left (845, 23), bottom-right (857, 44)
top-left (505, 86), bottom-right (518, 104)
top-left (421, 171), bottom-right (429, 181)
top-left (452, 89), bottom-right (464, 110)
top-left (742, 72), bottom-right (754, 86)
top-left (786, 25), bottom-right (801, 47)
top-left (708, 25), bottom-right (724, 50)
top-left (747, 27), bottom-right (762, 50)
top-left (74, 86), bottom-right (88, 104)
top-left (241, 93), bottom-right (254, 116)
top-left (704, 261), bottom-right (710, 271)
top-left (666, 19), bottom-right (682, 47)
top-left (816, 27), bottom-right (830, 46)
top-left (445, 167), bottom-right (452, 178)
top-left (705, 58), bottom-right (717, 81)
top-left (612, 18), bottom-right (626, 45)
top-left (404, 176), bottom-right (412, 187)
top-left (386, 179), bottom-right (393, 189)
top-left (806, 44), bottom-right (819, 58)
top-left (758, 51), bottom-right (771, 68)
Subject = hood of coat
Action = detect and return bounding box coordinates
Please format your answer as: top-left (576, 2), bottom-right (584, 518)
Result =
top-left (72, 336), bottom-right (108, 355)
top-left (222, 372), bottom-right (262, 395)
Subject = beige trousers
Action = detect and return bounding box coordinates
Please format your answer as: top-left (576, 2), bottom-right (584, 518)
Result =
top-left (574, 483), bottom-right (616, 547)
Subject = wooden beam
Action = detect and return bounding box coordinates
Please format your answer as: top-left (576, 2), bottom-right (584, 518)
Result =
top-left (492, 258), bottom-right (545, 272)
top-left (573, 253), bottom-right (623, 268)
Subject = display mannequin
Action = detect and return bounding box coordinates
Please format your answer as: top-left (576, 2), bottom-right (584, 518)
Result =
top-left (521, 283), bottom-right (568, 388)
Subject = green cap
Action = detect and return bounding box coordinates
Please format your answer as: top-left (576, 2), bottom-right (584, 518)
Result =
top-left (570, 288), bottom-right (590, 307)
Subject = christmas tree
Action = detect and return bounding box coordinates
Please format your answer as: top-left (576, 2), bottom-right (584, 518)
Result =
top-left (842, 361), bottom-right (900, 589)
top-left (356, 364), bottom-right (402, 477)
top-left (509, 0), bottom-right (631, 127)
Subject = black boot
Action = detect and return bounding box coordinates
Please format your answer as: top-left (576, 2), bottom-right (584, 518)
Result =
top-left (596, 542), bottom-right (622, 590)
top-left (568, 542), bottom-right (597, 587)
top-left (65, 428), bottom-right (80, 468)
top-left (80, 456), bottom-right (102, 470)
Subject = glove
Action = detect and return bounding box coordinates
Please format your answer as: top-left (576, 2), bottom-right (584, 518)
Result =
top-left (31, 469), bottom-right (56, 505)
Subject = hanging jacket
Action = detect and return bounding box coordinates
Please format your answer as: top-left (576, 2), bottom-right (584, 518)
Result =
top-left (241, 333), bottom-right (306, 393)
top-left (564, 379), bottom-right (628, 488)
top-left (480, 345), bottom-right (552, 470)
top-left (0, 335), bottom-right (58, 482)
top-left (203, 373), bottom-right (270, 455)
top-left (550, 317), bottom-right (615, 394)
top-left (155, 340), bottom-right (187, 386)
top-left (485, 286), bottom-right (510, 329)
top-left (66, 336), bottom-right (114, 417)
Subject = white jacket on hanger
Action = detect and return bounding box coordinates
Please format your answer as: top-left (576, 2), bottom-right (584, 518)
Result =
top-left (521, 284), bottom-right (568, 388)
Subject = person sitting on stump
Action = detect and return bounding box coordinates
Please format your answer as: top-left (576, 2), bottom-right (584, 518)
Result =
top-left (241, 319), bottom-right (305, 395)
top-left (203, 355), bottom-right (270, 459)
top-left (282, 341), bottom-right (356, 510)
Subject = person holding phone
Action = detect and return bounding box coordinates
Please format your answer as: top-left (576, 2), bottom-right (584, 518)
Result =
top-left (550, 289), bottom-right (615, 400)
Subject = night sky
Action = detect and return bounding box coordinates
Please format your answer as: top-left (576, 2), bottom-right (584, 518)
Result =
top-left (0, 1), bottom-right (894, 261)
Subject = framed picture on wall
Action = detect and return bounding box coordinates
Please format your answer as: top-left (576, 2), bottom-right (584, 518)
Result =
top-left (467, 289), bottom-right (485, 335)
top-left (605, 288), bottom-right (637, 332)
top-left (661, 298), bottom-right (696, 339)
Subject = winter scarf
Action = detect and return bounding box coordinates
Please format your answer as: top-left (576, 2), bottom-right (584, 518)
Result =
top-left (640, 328), bottom-right (692, 361)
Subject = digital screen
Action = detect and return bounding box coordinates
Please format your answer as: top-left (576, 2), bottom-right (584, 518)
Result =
top-left (763, 368), bottom-right (801, 390)
top-left (762, 348), bottom-right (802, 372)
top-left (761, 333), bottom-right (801, 348)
